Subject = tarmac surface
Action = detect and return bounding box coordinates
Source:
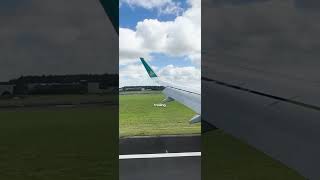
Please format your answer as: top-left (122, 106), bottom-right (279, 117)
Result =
top-left (119, 135), bottom-right (201, 180)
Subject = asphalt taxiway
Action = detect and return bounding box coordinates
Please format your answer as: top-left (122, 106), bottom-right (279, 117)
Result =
top-left (119, 135), bottom-right (201, 180)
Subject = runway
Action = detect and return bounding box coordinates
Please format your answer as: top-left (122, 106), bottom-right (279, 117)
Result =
top-left (119, 135), bottom-right (201, 180)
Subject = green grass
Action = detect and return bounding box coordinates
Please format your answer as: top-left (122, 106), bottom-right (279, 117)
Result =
top-left (0, 107), bottom-right (118, 180)
top-left (120, 90), bottom-right (162, 95)
top-left (120, 93), bottom-right (200, 137)
top-left (203, 130), bottom-right (306, 180)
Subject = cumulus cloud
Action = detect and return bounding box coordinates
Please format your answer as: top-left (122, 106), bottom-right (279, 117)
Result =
top-left (120, 63), bottom-right (200, 89)
top-left (120, 0), bottom-right (201, 64)
top-left (119, 28), bottom-right (149, 65)
top-left (159, 65), bottom-right (201, 89)
top-left (119, 63), bottom-right (158, 87)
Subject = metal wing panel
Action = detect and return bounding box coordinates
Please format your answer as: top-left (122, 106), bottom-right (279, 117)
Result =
top-left (163, 87), bottom-right (201, 115)
top-left (203, 80), bottom-right (320, 179)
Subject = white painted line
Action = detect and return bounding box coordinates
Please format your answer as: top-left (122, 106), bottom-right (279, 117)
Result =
top-left (119, 152), bottom-right (201, 160)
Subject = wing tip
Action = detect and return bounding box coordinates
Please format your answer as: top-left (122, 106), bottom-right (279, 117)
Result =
top-left (140, 57), bottom-right (158, 78)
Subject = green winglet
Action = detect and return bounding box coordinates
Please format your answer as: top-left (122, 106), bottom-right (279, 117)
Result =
top-left (140, 58), bottom-right (158, 78)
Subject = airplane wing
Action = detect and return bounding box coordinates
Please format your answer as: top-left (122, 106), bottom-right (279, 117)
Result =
top-left (140, 58), bottom-right (201, 124)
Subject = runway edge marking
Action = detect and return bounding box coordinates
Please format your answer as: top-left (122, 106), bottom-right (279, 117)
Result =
top-left (119, 152), bottom-right (201, 160)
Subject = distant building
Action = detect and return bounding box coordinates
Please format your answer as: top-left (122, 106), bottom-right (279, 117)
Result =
top-left (122, 86), bottom-right (143, 91)
top-left (121, 86), bottom-right (164, 92)
top-left (0, 82), bottom-right (14, 96)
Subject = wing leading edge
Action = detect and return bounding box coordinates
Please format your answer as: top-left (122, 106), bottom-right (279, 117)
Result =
top-left (140, 58), bottom-right (201, 123)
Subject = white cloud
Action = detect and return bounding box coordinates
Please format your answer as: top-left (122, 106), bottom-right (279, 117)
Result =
top-left (188, 0), bottom-right (201, 8)
top-left (119, 63), bottom-right (157, 87)
top-left (119, 63), bottom-right (200, 89)
top-left (119, 28), bottom-right (149, 65)
top-left (120, 0), bottom-right (201, 64)
top-left (132, 0), bottom-right (201, 63)
top-left (159, 65), bottom-right (201, 89)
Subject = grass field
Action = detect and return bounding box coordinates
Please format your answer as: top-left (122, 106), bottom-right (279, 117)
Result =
top-left (120, 92), bottom-right (201, 137)
top-left (203, 130), bottom-right (305, 179)
top-left (0, 106), bottom-right (118, 180)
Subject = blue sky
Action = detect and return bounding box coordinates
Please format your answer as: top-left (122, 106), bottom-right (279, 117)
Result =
top-left (120, 4), bottom-right (183, 29)
top-left (119, 0), bottom-right (201, 88)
